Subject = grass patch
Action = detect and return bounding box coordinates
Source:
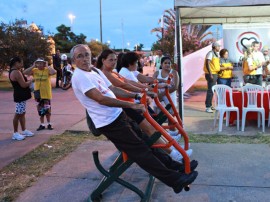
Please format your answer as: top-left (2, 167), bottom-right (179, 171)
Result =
top-left (0, 131), bottom-right (106, 202)
top-left (188, 133), bottom-right (270, 144)
top-left (0, 130), bottom-right (269, 202)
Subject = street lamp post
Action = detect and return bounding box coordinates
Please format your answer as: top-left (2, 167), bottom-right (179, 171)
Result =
top-left (68, 14), bottom-right (76, 31)
top-left (161, 14), bottom-right (164, 50)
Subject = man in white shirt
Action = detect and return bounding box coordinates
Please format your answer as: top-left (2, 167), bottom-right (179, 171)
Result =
top-left (71, 44), bottom-right (198, 194)
top-left (252, 41), bottom-right (265, 86)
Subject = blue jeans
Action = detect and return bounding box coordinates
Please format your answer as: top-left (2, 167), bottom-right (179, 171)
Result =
top-left (217, 78), bottom-right (231, 87)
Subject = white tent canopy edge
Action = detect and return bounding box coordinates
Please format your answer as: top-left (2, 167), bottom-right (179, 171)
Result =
top-left (175, 0), bottom-right (270, 24)
top-left (173, 0), bottom-right (270, 120)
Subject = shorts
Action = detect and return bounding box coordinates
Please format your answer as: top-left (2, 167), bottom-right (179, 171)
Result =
top-left (123, 108), bottom-right (145, 125)
top-left (15, 101), bottom-right (26, 114)
top-left (37, 99), bottom-right (51, 116)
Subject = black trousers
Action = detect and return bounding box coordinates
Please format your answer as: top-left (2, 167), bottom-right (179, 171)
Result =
top-left (205, 73), bottom-right (218, 108)
top-left (98, 112), bottom-right (183, 188)
top-left (55, 68), bottom-right (62, 87)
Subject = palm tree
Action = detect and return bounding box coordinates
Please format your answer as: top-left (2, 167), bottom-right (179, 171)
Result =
top-left (151, 9), bottom-right (214, 57)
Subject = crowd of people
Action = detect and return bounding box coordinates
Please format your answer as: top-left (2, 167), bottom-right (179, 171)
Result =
top-left (8, 45), bottom-right (198, 194)
top-left (203, 41), bottom-right (269, 113)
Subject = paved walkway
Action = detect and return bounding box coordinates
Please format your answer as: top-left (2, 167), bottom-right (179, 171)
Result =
top-left (1, 67), bottom-right (270, 201)
top-left (15, 141), bottom-right (270, 202)
top-left (0, 87), bottom-right (85, 169)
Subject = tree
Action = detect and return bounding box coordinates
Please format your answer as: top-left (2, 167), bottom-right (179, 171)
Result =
top-left (87, 40), bottom-right (109, 58)
top-left (53, 24), bottom-right (87, 53)
top-left (133, 43), bottom-right (144, 51)
top-left (0, 19), bottom-right (50, 74)
top-left (151, 9), bottom-right (213, 58)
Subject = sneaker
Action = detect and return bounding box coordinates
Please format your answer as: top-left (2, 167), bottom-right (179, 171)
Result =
top-left (210, 106), bottom-right (216, 110)
top-left (170, 149), bottom-right (193, 162)
top-left (12, 132), bottom-right (25, 141)
top-left (37, 125), bottom-right (45, 131)
top-left (22, 129), bottom-right (34, 137)
top-left (167, 130), bottom-right (179, 136)
top-left (173, 171), bottom-right (198, 193)
top-left (178, 160), bottom-right (198, 173)
top-left (171, 135), bottom-right (181, 142)
top-left (205, 107), bottom-right (213, 113)
top-left (47, 124), bottom-right (54, 130)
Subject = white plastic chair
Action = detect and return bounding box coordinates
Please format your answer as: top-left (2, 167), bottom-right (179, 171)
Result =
top-left (241, 84), bottom-right (265, 132)
top-left (266, 85), bottom-right (270, 127)
top-left (212, 84), bottom-right (239, 132)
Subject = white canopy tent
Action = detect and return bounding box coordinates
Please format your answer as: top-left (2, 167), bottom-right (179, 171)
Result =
top-left (174, 0), bottom-right (270, 120)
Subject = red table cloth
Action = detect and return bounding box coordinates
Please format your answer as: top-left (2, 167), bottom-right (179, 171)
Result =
top-left (226, 91), bottom-right (269, 124)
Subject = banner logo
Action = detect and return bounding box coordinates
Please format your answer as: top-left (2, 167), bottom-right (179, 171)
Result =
top-left (236, 32), bottom-right (262, 54)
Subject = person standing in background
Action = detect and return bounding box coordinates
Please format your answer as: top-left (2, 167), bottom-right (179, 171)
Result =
top-left (24, 58), bottom-right (56, 131)
top-left (204, 42), bottom-right (221, 113)
top-left (154, 50), bottom-right (163, 71)
top-left (217, 49), bottom-right (233, 87)
top-left (252, 41), bottom-right (265, 86)
top-left (261, 46), bottom-right (270, 82)
top-left (53, 49), bottom-right (62, 88)
top-left (242, 48), bottom-right (257, 85)
top-left (9, 57), bottom-right (34, 140)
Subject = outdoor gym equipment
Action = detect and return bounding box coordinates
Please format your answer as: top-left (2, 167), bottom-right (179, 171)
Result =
top-left (89, 79), bottom-right (193, 202)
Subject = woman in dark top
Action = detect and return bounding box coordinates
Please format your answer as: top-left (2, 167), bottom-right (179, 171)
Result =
top-left (9, 57), bottom-right (34, 141)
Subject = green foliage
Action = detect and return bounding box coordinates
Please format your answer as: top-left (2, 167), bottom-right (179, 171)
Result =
top-left (151, 9), bottom-right (214, 58)
top-left (133, 43), bottom-right (144, 51)
top-left (87, 40), bottom-right (109, 58)
top-left (53, 24), bottom-right (87, 53)
top-left (0, 19), bottom-right (50, 73)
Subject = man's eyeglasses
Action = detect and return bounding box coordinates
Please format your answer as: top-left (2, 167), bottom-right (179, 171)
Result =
top-left (75, 52), bottom-right (91, 60)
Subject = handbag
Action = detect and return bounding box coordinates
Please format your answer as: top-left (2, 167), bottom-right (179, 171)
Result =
top-left (34, 90), bottom-right (41, 99)
top-left (33, 70), bottom-right (44, 100)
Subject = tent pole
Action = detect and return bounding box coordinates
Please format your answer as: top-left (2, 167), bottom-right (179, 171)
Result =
top-left (175, 7), bottom-right (184, 121)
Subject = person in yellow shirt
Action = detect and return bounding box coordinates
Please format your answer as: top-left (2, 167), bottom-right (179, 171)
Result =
top-left (242, 49), bottom-right (257, 84)
top-left (203, 42), bottom-right (221, 113)
top-left (217, 49), bottom-right (233, 87)
top-left (24, 58), bottom-right (56, 131)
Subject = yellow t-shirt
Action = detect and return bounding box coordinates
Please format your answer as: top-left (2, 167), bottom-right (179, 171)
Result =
top-left (218, 62), bottom-right (233, 79)
top-left (203, 51), bottom-right (220, 74)
top-left (33, 68), bottom-right (52, 99)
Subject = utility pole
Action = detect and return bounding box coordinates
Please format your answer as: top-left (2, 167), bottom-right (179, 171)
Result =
top-left (121, 19), bottom-right (125, 52)
top-left (99, 0), bottom-right (103, 43)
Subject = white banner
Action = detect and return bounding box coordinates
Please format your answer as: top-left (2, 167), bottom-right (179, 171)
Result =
top-left (223, 23), bottom-right (270, 63)
top-left (182, 40), bottom-right (223, 92)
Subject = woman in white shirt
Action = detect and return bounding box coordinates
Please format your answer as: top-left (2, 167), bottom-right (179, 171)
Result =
top-left (153, 56), bottom-right (180, 137)
top-left (119, 52), bottom-right (154, 89)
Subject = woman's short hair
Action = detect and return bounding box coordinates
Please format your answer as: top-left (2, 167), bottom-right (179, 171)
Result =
top-left (219, 49), bottom-right (228, 58)
top-left (121, 52), bottom-right (139, 68)
top-left (9, 56), bottom-right (21, 67)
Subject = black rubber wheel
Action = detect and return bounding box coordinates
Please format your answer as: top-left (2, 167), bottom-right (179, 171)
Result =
top-left (184, 185), bottom-right (190, 191)
top-left (61, 83), bottom-right (71, 90)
